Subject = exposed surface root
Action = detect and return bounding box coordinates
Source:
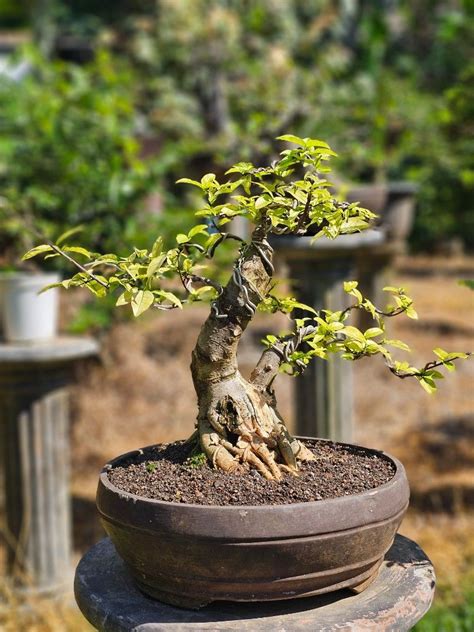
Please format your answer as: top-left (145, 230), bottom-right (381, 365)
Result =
top-left (197, 374), bottom-right (315, 480)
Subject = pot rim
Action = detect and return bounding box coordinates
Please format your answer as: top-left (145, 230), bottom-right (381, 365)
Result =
top-left (98, 436), bottom-right (407, 512)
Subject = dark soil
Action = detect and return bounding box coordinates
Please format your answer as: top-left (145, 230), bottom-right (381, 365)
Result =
top-left (107, 439), bottom-right (395, 506)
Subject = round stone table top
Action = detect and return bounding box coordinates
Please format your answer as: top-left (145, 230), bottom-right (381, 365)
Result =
top-left (75, 534), bottom-right (435, 632)
top-left (0, 336), bottom-right (99, 365)
top-left (271, 229), bottom-right (386, 258)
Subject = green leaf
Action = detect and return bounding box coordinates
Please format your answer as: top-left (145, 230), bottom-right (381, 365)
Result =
top-left (264, 334), bottom-right (278, 346)
top-left (151, 236), bottom-right (163, 257)
top-left (204, 233), bottom-right (222, 252)
top-left (444, 351), bottom-right (469, 360)
top-left (190, 286), bottom-right (218, 300)
top-left (85, 280), bottom-right (107, 298)
top-left (433, 347), bottom-right (449, 360)
top-left (188, 224), bottom-right (208, 238)
top-left (146, 254), bottom-right (166, 278)
top-left (116, 291), bottom-right (131, 306)
top-left (176, 233), bottom-right (189, 244)
top-left (22, 244), bottom-right (54, 260)
top-left (424, 369), bottom-right (444, 379)
top-left (255, 196), bottom-right (270, 209)
top-left (37, 282), bottom-right (63, 295)
top-left (405, 306), bottom-right (418, 319)
top-left (131, 290), bottom-right (155, 317)
top-left (277, 134), bottom-right (305, 145)
top-left (364, 327), bottom-right (384, 339)
top-left (56, 226), bottom-right (84, 245)
top-left (362, 299), bottom-right (377, 319)
top-left (394, 361), bottom-right (412, 372)
top-left (225, 162), bottom-right (254, 175)
top-left (341, 326), bottom-right (366, 343)
top-left (201, 173), bottom-right (217, 187)
top-left (305, 138), bottom-right (331, 149)
top-left (63, 246), bottom-right (92, 258)
top-left (386, 339), bottom-right (411, 352)
top-left (156, 290), bottom-right (182, 309)
top-left (343, 281), bottom-right (358, 292)
top-left (351, 288), bottom-right (363, 304)
top-left (176, 177), bottom-right (202, 188)
top-left (417, 376), bottom-right (437, 394)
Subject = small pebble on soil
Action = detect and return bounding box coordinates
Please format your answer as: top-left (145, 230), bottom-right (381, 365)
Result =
top-left (107, 440), bottom-right (395, 506)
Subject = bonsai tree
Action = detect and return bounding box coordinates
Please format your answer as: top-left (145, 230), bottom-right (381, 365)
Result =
top-left (24, 136), bottom-right (469, 479)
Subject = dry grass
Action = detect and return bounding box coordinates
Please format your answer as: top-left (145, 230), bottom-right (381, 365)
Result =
top-left (400, 511), bottom-right (474, 602)
top-left (0, 583), bottom-right (92, 631)
top-left (1, 255), bottom-right (473, 627)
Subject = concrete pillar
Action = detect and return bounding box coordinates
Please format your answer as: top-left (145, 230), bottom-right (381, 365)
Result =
top-left (288, 257), bottom-right (354, 441)
top-left (0, 337), bottom-right (98, 595)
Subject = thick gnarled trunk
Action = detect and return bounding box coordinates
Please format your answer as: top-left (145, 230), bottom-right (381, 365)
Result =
top-left (190, 227), bottom-right (314, 479)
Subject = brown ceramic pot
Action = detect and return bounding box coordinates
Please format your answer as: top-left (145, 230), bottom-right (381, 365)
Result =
top-left (96, 439), bottom-right (409, 609)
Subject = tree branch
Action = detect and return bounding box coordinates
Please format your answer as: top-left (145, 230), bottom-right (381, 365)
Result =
top-left (46, 241), bottom-right (109, 288)
top-left (387, 353), bottom-right (472, 379)
top-left (251, 325), bottom-right (318, 390)
top-left (250, 345), bottom-right (284, 390)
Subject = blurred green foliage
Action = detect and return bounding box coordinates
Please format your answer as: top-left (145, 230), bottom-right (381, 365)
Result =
top-left (413, 588), bottom-right (474, 631)
top-left (52, 0), bottom-right (472, 251)
top-left (0, 47), bottom-right (159, 267)
top-left (0, 0), bottom-right (472, 254)
top-left (311, 1), bottom-right (474, 250)
top-left (0, 0), bottom-right (30, 28)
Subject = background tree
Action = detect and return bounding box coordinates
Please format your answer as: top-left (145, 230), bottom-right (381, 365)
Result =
top-left (0, 48), bottom-right (156, 266)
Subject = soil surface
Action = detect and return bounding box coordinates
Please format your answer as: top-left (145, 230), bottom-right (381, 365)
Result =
top-left (108, 439), bottom-right (395, 506)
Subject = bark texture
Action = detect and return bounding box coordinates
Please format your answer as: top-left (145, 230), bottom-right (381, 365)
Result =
top-left (191, 226), bottom-right (314, 479)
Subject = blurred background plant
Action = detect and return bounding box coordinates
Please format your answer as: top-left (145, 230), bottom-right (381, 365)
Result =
top-left (0, 47), bottom-right (159, 269)
top-left (1, 0), bottom-right (472, 257)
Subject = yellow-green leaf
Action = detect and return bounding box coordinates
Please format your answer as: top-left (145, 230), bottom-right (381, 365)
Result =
top-left (147, 254), bottom-right (166, 278)
top-left (156, 290), bottom-right (182, 309)
top-left (405, 306), bottom-right (418, 319)
top-left (131, 290), bottom-right (154, 317)
top-left (22, 244), bottom-right (54, 260)
top-left (417, 376), bottom-right (437, 394)
top-left (188, 224), bottom-right (208, 238)
top-left (176, 233), bottom-right (189, 244)
top-left (343, 281), bottom-right (358, 292)
top-left (56, 226), bottom-right (84, 245)
top-left (364, 327), bottom-right (384, 339)
top-left (63, 246), bottom-right (91, 258)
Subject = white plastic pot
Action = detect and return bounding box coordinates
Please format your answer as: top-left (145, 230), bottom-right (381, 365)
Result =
top-left (0, 272), bottom-right (60, 343)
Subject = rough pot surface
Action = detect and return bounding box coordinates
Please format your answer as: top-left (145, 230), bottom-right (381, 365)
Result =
top-left (96, 438), bottom-right (409, 609)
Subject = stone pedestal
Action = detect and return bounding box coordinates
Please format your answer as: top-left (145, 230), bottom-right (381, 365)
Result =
top-left (0, 337), bottom-right (98, 595)
top-left (74, 534), bottom-right (435, 631)
top-left (272, 230), bottom-right (384, 442)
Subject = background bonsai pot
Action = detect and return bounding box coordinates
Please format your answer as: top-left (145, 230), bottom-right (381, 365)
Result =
top-left (346, 181), bottom-right (418, 244)
top-left (0, 271), bottom-right (60, 342)
top-left (96, 438), bottom-right (410, 609)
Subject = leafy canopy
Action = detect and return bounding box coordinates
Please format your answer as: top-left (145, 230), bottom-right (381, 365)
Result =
top-left (24, 135), bottom-right (470, 392)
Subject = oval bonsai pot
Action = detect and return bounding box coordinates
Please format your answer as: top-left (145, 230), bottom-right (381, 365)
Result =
top-left (96, 438), bottom-right (409, 609)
